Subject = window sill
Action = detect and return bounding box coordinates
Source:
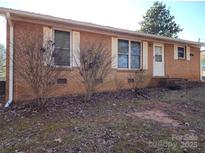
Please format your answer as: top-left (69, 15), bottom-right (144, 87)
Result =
top-left (116, 68), bottom-right (143, 72)
top-left (52, 65), bottom-right (73, 71)
top-left (177, 58), bottom-right (187, 61)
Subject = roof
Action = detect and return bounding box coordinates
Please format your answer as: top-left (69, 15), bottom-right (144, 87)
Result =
top-left (0, 7), bottom-right (205, 47)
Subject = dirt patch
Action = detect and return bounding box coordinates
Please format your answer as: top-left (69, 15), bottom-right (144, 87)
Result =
top-left (127, 109), bottom-right (179, 127)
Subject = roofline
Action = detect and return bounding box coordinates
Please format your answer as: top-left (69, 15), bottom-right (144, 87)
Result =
top-left (0, 7), bottom-right (205, 46)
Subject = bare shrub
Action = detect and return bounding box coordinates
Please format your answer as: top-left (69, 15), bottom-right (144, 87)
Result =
top-left (14, 31), bottom-right (62, 106)
top-left (74, 41), bottom-right (112, 101)
top-left (128, 69), bottom-right (147, 92)
top-left (128, 70), bottom-right (146, 89)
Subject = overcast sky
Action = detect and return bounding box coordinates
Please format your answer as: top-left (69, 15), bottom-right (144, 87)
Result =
top-left (0, 0), bottom-right (205, 46)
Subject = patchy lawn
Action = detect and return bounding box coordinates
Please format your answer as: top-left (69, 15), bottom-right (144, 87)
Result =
top-left (0, 85), bottom-right (205, 152)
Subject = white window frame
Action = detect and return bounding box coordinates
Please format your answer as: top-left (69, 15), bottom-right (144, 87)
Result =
top-left (53, 28), bottom-right (73, 68)
top-left (117, 38), bottom-right (142, 70)
top-left (177, 46), bottom-right (186, 59)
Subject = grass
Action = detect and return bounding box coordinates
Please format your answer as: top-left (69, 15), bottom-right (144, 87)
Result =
top-left (0, 86), bottom-right (205, 152)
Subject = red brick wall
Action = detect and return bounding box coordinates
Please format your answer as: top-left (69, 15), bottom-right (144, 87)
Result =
top-left (5, 21), bottom-right (201, 102)
top-left (164, 44), bottom-right (200, 80)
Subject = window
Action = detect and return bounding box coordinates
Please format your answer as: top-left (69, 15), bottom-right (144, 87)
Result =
top-left (155, 46), bottom-right (163, 62)
top-left (118, 39), bottom-right (141, 69)
top-left (131, 41), bottom-right (141, 68)
top-left (54, 30), bottom-right (70, 66)
top-left (178, 47), bottom-right (185, 59)
top-left (118, 40), bottom-right (129, 68)
top-left (203, 63), bottom-right (205, 71)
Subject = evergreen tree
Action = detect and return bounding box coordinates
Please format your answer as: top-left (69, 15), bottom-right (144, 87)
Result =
top-left (140, 1), bottom-right (182, 38)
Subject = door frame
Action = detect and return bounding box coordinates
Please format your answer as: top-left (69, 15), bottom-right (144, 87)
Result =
top-left (153, 43), bottom-right (165, 77)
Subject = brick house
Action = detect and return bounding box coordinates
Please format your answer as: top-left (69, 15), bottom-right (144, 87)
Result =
top-left (0, 7), bottom-right (204, 106)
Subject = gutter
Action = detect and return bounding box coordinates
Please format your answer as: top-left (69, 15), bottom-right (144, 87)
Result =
top-left (4, 12), bottom-right (14, 108)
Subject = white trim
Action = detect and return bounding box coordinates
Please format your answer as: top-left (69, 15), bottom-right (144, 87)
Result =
top-left (111, 37), bottom-right (118, 68)
top-left (174, 44), bottom-right (178, 60)
top-left (5, 12), bottom-right (13, 107)
top-left (142, 41), bottom-right (148, 70)
top-left (43, 26), bottom-right (54, 66)
top-left (186, 46), bottom-right (190, 61)
top-left (43, 26), bottom-right (53, 45)
top-left (0, 7), bottom-right (204, 46)
top-left (72, 31), bottom-right (80, 67)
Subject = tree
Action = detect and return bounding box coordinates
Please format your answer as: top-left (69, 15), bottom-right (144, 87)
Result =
top-left (74, 41), bottom-right (112, 101)
top-left (14, 31), bottom-right (62, 106)
top-left (140, 1), bottom-right (182, 38)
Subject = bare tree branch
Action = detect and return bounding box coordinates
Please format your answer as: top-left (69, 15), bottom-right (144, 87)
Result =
top-left (128, 69), bottom-right (148, 98)
top-left (13, 31), bottom-right (62, 106)
top-left (74, 41), bottom-right (112, 101)
top-left (128, 69), bottom-right (147, 90)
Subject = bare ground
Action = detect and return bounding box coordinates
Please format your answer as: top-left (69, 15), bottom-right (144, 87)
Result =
top-left (0, 85), bottom-right (205, 152)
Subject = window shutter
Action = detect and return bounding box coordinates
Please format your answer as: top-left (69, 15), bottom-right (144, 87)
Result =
top-left (72, 31), bottom-right (80, 67)
top-left (43, 27), bottom-right (53, 46)
top-left (174, 44), bottom-right (178, 60)
top-left (186, 46), bottom-right (190, 61)
top-left (43, 27), bottom-right (53, 65)
top-left (142, 41), bottom-right (148, 70)
top-left (112, 37), bottom-right (118, 68)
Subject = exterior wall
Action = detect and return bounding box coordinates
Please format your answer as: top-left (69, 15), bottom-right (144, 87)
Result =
top-left (164, 44), bottom-right (200, 80)
top-left (13, 21), bottom-right (43, 102)
top-left (5, 20), bottom-right (201, 103)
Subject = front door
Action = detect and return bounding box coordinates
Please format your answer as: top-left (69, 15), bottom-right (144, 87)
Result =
top-left (153, 43), bottom-right (164, 76)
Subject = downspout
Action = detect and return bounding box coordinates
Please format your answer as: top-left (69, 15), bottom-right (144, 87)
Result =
top-left (4, 12), bottom-right (13, 108)
top-left (200, 51), bottom-right (202, 81)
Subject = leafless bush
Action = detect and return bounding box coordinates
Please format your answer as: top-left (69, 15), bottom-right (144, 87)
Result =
top-left (14, 31), bottom-right (62, 106)
top-left (75, 41), bottom-right (112, 101)
top-left (128, 69), bottom-right (147, 91)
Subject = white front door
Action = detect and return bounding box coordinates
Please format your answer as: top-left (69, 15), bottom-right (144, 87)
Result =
top-left (153, 43), bottom-right (165, 76)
